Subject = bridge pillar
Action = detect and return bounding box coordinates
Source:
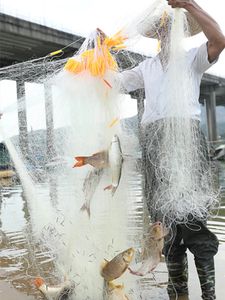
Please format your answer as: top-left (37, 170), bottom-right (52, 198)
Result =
top-left (16, 80), bottom-right (29, 159)
top-left (205, 88), bottom-right (218, 142)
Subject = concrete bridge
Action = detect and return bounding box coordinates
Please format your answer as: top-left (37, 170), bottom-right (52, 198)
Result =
top-left (0, 13), bottom-right (84, 67)
top-left (0, 12), bottom-right (225, 146)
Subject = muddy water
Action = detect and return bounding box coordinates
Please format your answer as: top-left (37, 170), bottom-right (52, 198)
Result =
top-left (0, 163), bottom-right (225, 300)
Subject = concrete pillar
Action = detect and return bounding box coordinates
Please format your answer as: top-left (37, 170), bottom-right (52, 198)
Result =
top-left (44, 82), bottom-right (56, 160)
top-left (16, 80), bottom-right (29, 159)
top-left (205, 89), bottom-right (218, 142)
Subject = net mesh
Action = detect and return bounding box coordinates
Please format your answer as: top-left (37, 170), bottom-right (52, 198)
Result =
top-left (0, 0), bottom-right (219, 298)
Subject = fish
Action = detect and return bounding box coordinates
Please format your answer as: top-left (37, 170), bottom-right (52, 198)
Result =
top-left (104, 135), bottom-right (123, 195)
top-left (104, 281), bottom-right (129, 300)
top-left (101, 247), bottom-right (135, 282)
top-left (73, 150), bottom-right (108, 169)
top-left (74, 135), bottom-right (123, 195)
top-left (128, 222), bottom-right (167, 276)
top-left (80, 168), bottom-right (104, 217)
top-left (34, 277), bottom-right (75, 300)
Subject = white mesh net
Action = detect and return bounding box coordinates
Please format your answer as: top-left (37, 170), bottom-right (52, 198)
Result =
top-left (0, 1), bottom-right (219, 298)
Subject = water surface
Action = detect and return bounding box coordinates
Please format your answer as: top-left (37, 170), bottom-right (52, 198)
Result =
top-left (0, 162), bottom-right (225, 299)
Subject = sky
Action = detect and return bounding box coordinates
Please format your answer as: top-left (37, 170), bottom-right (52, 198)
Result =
top-left (0, 0), bottom-right (225, 137)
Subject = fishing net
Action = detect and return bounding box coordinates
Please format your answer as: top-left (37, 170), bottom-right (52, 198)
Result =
top-left (137, 7), bottom-right (218, 226)
top-left (0, 0), bottom-right (219, 298)
top-left (0, 24), bottom-right (143, 299)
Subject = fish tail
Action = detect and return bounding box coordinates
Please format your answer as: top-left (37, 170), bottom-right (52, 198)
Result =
top-left (73, 156), bottom-right (87, 167)
top-left (80, 203), bottom-right (90, 218)
top-left (111, 186), bottom-right (117, 196)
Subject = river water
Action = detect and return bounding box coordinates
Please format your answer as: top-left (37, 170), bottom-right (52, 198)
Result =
top-left (0, 162), bottom-right (225, 300)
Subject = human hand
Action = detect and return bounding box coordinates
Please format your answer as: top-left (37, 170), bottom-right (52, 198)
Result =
top-left (167, 0), bottom-right (193, 9)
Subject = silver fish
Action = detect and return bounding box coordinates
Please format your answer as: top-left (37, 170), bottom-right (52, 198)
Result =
top-left (80, 168), bottom-right (104, 217)
top-left (104, 135), bottom-right (123, 195)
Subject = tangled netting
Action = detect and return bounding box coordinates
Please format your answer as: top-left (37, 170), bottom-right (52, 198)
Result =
top-left (139, 7), bottom-right (219, 226)
top-left (0, 13), bottom-right (144, 300)
top-left (0, 0), bottom-right (219, 298)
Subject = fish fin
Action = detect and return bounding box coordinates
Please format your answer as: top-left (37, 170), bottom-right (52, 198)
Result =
top-left (150, 264), bottom-right (157, 272)
top-left (100, 259), bottom-right (108, 271)
top-left (73, 156), bottom-right (87, 167)
top-left (92, 150), bottom-right (105, 156)
top-left (128, 256), bottom-right (159, 277)
top-left (107, 281), bottom-right (116, 289)
top-left (104, 184), bottom-right (113, 191)
top-left (34, 277), bottom-right (45, 288)
top-left (116, 283), bottom-right (124, 289)
top-left (128, 267), bottom-right (144, 277)
top-left (80, 204), bottom-right (90, 218)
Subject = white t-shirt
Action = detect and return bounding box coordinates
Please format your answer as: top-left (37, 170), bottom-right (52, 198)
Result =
top-left (119, 43), bottom-right (217, 125)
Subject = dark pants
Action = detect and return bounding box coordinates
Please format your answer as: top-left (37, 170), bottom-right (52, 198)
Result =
top-left (164, 221), bottom-right (219, 299)
top-left (140, 119), bottom-right (219, 299)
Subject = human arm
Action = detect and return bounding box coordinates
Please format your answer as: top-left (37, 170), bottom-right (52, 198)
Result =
top-left (167, 0), bottom-right (225, 62)
top-left (118, 66), bottom-right (145, 92)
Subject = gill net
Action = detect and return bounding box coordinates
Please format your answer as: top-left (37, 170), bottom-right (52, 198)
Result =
top-left (138, 6), bottom-right (218, 226)
top-left (0, 0), bottom-right (219, 298)
top-left (0, 26), bottom-right (142, 299)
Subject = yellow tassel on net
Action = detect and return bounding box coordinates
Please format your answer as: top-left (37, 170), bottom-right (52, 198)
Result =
top-left (157, 39), bottom-right (161, 53)
top-left (160, 11), bottom-right (168, 28)
top-left (103, 47), bottom-right (118, 71)
top-left (108, 117), bottom-right (119, 128)
top-left (104, 30), bottom-right (127, 50)
top-left (49, 49), bottom-right (63, 56)
top-left (112, 45), bottom-right (126, 51)
top-left (64, 58), bottom-right (83, 73)
top-left (64, 29), bottom-right (126, 78)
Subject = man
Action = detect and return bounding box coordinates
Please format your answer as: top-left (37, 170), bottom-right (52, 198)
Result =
top-left (118, 1), bottom-right (225, 299)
